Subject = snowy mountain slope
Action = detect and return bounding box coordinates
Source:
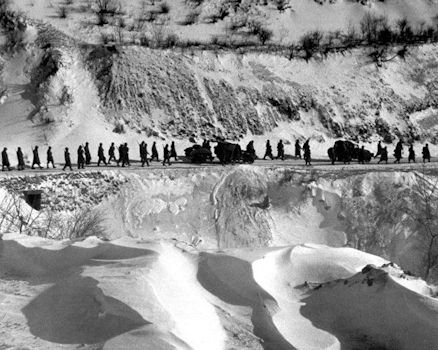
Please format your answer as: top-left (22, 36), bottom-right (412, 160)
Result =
top-left (1, 1), bottom-right (438, 164)
top-left (1, 234), bottom-right (436, 350)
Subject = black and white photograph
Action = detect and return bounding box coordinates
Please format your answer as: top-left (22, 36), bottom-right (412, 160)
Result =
top-left (1, 0), bottom-right (438, 349)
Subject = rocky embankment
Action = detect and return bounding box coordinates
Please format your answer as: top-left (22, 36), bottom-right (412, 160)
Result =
top-left (2, 166), bottom-right (436, 282)
top-left (2, 17), bottom-right (438, 147)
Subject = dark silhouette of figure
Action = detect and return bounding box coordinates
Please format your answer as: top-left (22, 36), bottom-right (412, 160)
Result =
top-left (47, 146), bottom-right (56, 168)
top-left (170, 141), bottom-right (177, 161)
top-left (303, 140), bottom-right (311, 166)
top-left (84, 142), bottom-right (91, 165)
top-left (108, 142), bottom-right (116, 164)
top-left (378, 147), bottom-right (388, 164)
top-left (97, 143), bottom-right (107, 166)
top-left (277, 140), bottom-right (285, 161)
top-left (263, 140), bottom-right (274, 160)
top-left (423, 144), bottom-right (431, 163)
top-left (246, 141), bottom-right (256, 155)
top-left (374, 141), bottom-right (382, 158)
top-left (162, 144), bottom-right (171, 166)
top-left (358, 146), bottom-right (365, 164)
top-left (393, 139), bottom-right (403, 164)
top-left (32, 146), bottom-right (43, 169)
top-left (117, 144), bottom-right (124, 166)
top-left (295, 140), bottom-right (301, 159)
top-left (63, 147), bottom-right (72, 171)
top-left (140, 141), bottom-right (149, 167)
top-left (16, 147), bottom-right (25, 170)
top-left (151, 142), bottom-right (159, 161)
top-left (2, 148), bottom-right (11, 171)
top-left (77, 145), bottom-right (85, 169)
top-left (123, 143), bottom-right (130, 166)
top-left (408, 144), bottom-right (415, 163)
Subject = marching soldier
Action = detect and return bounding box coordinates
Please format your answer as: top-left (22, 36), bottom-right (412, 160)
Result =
top-left (47, 146), bottom-right (56, 168)
top-left (151, 142), bottom-right (159, 161)
top-left (84, 142), bottom-right (91, 165)
top-left (32, 146), bottom-right (43, 169)
top-left (16, 147), bottom-right (25, 170)
top-left (97, 143), bottom-right (107, 166)
top-left (162, 144), bottom-right (171, 166)
top-left (263, 140), bottom-right (274, 160)
top-left (63, 147), bottom-right (73, 171)
top-left (108, 142), bottom-right (116, 164)
top-left (77, 145), bottom-right (85, 169)
top-left (2, 147), bottom-right (11, 171)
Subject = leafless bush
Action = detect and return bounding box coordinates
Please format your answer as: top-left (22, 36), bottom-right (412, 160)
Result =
top-left (139, 32), bottom-right (150, 46)
top-left (299, 30), bottom-right (323, 61)
top-left (56, 5), bottom-right (68, 18)
top-left (113, 25), bottom-right (124, 43)
top-left (93, 0), bottom-right (120, 25)
top-left (117, 16), bottom-right (125, 28)
top-left (178, 10), bottom-right (199, 25)
top-left (0, 194), bottom-right (42, 235)
top-left (67, 209), bottom-right (106, 239)
top-left (94, 0), bottom-right (119, 14)
top-left (157, 2), bottom-right (169, 14)
top-left (247, 20), bottom-right (272, 45)
top-left (274, 0), bottom-right (290, 12)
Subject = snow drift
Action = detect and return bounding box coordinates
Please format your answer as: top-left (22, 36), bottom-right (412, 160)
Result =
top-left (1, 234), bottom-right (437, 349)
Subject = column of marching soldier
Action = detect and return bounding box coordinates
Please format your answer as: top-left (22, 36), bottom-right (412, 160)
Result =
top-left (0, 138), bottom-right (432, 171)
top-left (0, 141), bottom-right (178, 171)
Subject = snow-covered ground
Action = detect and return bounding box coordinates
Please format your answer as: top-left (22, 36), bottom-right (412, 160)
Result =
top-left (1, 232), bottom-right (437, 350)
top-left (1, 0), bottom-right (438, 164)
top-left (1, 0), bottom-right (438, 348)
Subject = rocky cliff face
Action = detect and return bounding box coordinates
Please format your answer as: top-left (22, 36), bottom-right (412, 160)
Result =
top-left (2, 19), bottom-right (438, 152)
top-left (84, 42), bottom-right (438, 144)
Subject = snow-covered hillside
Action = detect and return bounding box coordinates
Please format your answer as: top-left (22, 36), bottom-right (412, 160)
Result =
top-left (2, 1), bottom-right (438, 349)
top-left (1, 0), bottom-right (438, 164)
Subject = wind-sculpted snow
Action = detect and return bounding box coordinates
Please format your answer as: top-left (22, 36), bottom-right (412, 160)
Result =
top-left (1, 234), bottom-right (437, 349)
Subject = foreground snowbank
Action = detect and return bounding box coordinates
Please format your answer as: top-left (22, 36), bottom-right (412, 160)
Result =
top-left (1, 234), bottom-right (437, 349)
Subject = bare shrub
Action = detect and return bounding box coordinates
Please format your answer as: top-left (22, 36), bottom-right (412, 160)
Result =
top-left (94, 0), bottom-right (119, 14)
top-left (93, 0), bottom-right (120, 25)
top-left (258, 26), bottom-right (273, 45)
top-left (0, 194), bottom-right (42, 235)
top-left (113, 25), bottom-right (124, 43)
top-left (100, 31), bottom-right (114, 44)
top-left (139, 32), bottom-right (150, 46)
top-left (157, 1), bottom-right (169, 14)
top-left (178, 10), bottom-right (199, 25)
top-left (360, 13), bottom-right (392, 44)
top-left (275, 0), bottom-right (290, 13)
top-left (162, 32), bottom-right (178, 47)
top-left (67, 209), bottom-right (106, 240)
top-left (117, 16), bottom-right (125, 28)
top-left (299, 30), bottom-right (323, 61)
top-left (56, 5), bottom-right (68, 18)
top-left (247, 20), bottom-right (273, 45)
